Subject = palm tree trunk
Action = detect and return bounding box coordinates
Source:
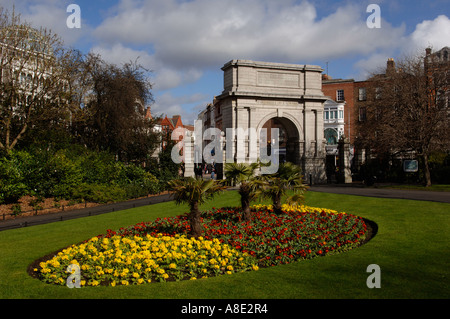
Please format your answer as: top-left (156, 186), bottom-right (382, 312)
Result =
top-left (189, 201), bottom-right (202, 237)
top-left (239, 184), bottom-right (252, 221)
top-left (272, 194), bottom-right (282, 214)
top-left (241, 195), bottom-right (251, 221)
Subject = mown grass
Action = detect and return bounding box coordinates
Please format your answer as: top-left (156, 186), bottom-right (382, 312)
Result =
top-left (0, 190), bottom-right (448, 299)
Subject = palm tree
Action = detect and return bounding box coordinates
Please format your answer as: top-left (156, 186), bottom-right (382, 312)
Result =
top-left (224, 162), bottom-right (260, 221)
top-left (167, 177), bottom-right (227, 237)
top-left (259, 162), bottom-right (308, 214)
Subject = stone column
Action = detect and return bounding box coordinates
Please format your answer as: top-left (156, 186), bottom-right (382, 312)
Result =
top-left (338, 136), bottom-right (352, 183)
top-left (183, 132), bottom-right (195, 178)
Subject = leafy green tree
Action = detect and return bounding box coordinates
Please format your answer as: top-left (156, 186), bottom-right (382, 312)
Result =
top-left (168, 177), bottom-right (227, 237)
top-left (259, 162), bottom-right (308, 214)
top-left (224, 162), bottom-right (260, 221)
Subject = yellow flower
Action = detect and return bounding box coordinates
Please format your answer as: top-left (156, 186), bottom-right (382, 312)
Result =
top-left (252, 265), bottom-right (259, 271)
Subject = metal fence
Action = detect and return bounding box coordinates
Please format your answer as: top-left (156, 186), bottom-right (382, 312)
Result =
top-left (0, 193), bottom-right (173, 232)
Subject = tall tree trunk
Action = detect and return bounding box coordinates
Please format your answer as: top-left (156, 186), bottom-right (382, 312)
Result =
top-left (422, 153), bottom-right (432, 187)
top-left (189, 201), bottom-right (202, 238)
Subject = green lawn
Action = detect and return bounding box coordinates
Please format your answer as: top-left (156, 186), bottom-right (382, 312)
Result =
top-left (0, 190), bottom-right (448, 299)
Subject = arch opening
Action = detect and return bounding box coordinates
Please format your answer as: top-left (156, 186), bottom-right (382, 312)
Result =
top-left (261, 117), bottom-right (300, 165)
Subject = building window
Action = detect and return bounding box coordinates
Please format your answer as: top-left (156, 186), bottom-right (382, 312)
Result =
top-left (359, 107), bottom-right (366, 121)
top-left (358, 87), bottom-right (367, 101)
top-left (336, 89), bottom-right (344, 101)
top-left (324, 111), bottom-right (329, 120)
top-left (375, 87), bottom-right (382, 99)
top-left (339, 110), bottom-right (344, 119)
top-left (324, 128), bottom-right (338, 145)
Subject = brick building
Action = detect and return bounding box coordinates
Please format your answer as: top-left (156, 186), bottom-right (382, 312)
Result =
top-left (321, 58), bottom-right (399, 178)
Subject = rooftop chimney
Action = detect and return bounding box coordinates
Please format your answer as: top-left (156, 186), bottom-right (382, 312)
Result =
top-left (386, 58), bottom-right (395, 75)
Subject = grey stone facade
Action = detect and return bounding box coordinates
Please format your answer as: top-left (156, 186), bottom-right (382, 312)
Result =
top-left (214, 60), bottom-right (327, 183)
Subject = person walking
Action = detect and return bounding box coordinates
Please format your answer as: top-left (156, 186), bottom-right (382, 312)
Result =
top-left (211, 162), bottom-right (216, 180)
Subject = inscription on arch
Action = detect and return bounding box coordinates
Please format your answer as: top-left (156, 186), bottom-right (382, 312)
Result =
top-left (257, 71), bottom-right (300, 88)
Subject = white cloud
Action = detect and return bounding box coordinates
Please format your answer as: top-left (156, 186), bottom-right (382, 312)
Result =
top-left (154, 68), bottom-right (203, 91)
top-left (151, 92), bottom-right (210, 124)
top-left (409, 15), bottom-right (450, 53)
top-left (91, 43), bottom-right (156, 68)
top-left (0, 0), bottom-right (90, 46)
top-left (91, 43), bottom-right (204, 91)
top-left (8, 1), bottom-right (449, 124)
top-left (93, 0), bottom-right (407, 69)
top-left (352, 52), bottom-right (393, 80)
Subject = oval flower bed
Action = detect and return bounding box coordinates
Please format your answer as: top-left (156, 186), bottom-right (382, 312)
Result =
top-left (34, 234), bottom-right (259, 287)
top-left (33, 204), bottom-right (368, 287)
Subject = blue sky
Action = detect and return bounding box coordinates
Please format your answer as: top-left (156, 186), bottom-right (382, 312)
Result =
top-left (2, 0), bottom-right (449, 124)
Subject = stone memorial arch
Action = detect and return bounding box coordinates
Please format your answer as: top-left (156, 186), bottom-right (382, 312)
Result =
top-left (213, 60), bottom-right (327, 183)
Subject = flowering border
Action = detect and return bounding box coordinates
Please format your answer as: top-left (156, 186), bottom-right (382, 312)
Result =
top-left (32, 204), bottom-right (368, 287)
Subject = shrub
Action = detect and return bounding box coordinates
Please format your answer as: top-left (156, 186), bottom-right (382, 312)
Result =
top-left (0, 156), bottom-right (29, 204)
top-left (71, 184), bottom-right (127, 204)
top-left (0, 147), bottom-right (161, 204)
top-left (11, 203), bottom-right (22, 216)
top-left (77, 151), bottom-right (122, 185)
top-left (120, 165), bottom-right (160, 197)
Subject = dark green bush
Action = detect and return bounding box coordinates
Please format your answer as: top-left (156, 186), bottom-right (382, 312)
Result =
top-left (0, 155), bottom-right (29, 204)
top-left (0, 147), bottom-right (161, 204)
top-left (71, 183), bottom-right (127, 204)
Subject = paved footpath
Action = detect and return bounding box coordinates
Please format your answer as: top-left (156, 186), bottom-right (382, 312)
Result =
top-left (309, 184), bottom-right (450, 204)
top-left (1, 185), bottom-right (448, 232)
top-left (0, 193), bottom-right (173, 232)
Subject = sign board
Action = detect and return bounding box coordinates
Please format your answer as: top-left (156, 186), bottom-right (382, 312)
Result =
top-left (403, 160), bottom-right (418, 173)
